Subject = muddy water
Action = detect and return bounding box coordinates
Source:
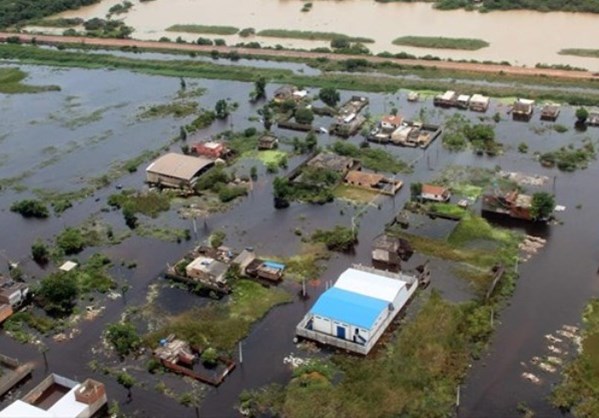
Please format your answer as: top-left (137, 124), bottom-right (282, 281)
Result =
top-left (1, 63), bottom-right (599, 417)
top-left (56, 0), bottom-right (599, 69)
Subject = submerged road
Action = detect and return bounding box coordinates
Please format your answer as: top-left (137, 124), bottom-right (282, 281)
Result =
top-left (0, 32), bottom-right (598, 81)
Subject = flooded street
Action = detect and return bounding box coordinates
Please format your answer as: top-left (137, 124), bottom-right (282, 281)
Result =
top-left (0, 60), bottom-right (598, 417)
top-left (55, 0), bottom-right (599, 69)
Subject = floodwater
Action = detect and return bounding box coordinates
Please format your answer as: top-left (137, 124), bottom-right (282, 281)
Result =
top-left (0, 61), bottom-right (598, 417)
top-left (55, 0), bottom-right (599, 69)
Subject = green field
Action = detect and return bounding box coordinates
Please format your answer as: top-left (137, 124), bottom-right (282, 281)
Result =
top-left (392, 36), bottom-right (490, 50)
top-left (257, 29), bottom-right (374, 43)
top-left (0, 67), bottom-right (60, 94)
top-left (166, 24), bottom-right (239, 35)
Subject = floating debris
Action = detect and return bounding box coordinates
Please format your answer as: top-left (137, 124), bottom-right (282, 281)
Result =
top-left (498, 171), bottom-right (549, 187)
top-left (283, 355), bottom-right (307, 369)
top-left (547, 345), bottom-right (563, 354)
top-left (545, 334), bottom-right (563, 344)
top-left (531, 356), bottom-right (541, 365)
top-left (546, 356), bottom-right (563, 366)
top-left (562, 325), bottom-right (579, 333)
top-left (538, 362), bottom-right (557, 373)
top-left (556, 329), bottom-right (576, 340)
top-left (522, 372), bottom-right (541, 384)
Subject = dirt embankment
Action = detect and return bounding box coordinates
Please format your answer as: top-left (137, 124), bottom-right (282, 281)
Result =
top-left (1, 32), bottom-right (598, 81)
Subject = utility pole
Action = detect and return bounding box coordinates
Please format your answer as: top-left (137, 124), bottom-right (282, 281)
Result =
top-left (238, 341), bottom-right (243, 365)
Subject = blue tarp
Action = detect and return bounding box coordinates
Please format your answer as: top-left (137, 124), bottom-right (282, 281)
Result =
top-left (309, 287), bottom-right (387, 330)
top-left (263, 261), bottom-right (285, 271)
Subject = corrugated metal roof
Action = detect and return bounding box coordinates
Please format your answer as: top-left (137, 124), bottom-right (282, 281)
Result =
top-left (146, 153), bottom-right (213, 181)
top-left (335, 268), bottom-right (406, 303)
top-left (309, 287), bottom-right (387, 330)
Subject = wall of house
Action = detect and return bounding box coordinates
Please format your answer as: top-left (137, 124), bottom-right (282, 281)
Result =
top-left (146, 172), bottom-right (190, 189)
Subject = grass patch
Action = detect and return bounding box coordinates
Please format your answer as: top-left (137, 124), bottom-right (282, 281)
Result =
top-left (279, 243), bottom-right (330, 282)
top-left (138, 101), bottom-right (198, 119)
top-left (428, 202), bottom-right (468, 219)
top-left (539, 139), bottom-right (596, 172)
top-left (243, 292), bottom-right (494, 417)
top-left (311, 225), bottom-right (356, 252)
top-left (552, 298), bottom-right (599, 416)
top-left (0, 67), bottom-right (60, 94)
top-left (108, 190), bottom-right (171, 218)
top-left (448, 215), bottom-right (517, 248)
top-left (331, 141), bottom-right (410, 174)
top-left (135, 224), bottom-right (190, 242)
top-left (3, 311), bottom-right (58, 343)
top-left (257, 29), bottom-right (373, 43)
top-left (392, 36), bottom-right (489, 51)
top-left (145, 280), bottom-right (291, 351)
top-left (559, 48), bottom-right (599, 59)
top-left (166, 24), bottom-right (239, 35)
top-left (451, 184), bottom-right (483, 200)
top-left (333, 184), bottom-right (379, 203)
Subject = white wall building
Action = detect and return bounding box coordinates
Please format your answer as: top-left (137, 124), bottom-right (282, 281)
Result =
top-left (296, 265), bottom-right (418, 354)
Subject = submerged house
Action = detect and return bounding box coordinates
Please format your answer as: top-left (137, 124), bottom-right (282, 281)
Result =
top-left (421, 184), bottom-right (451, 202)
top-left (433, 90), bottom-right (457, 107)
top-left (146, 153), bottom-right (214, 189)
top-left (0, 374), bottom-right (107, 418)
top-left (185, 256), bottom-right (229, 288)
top-left (512, 98), bottom-right (534, 121)
top-left (456, 94), bottom-right (471, 109)
top-left (257, 133), bottom-right (279, 150)
top-left (296, 265), bottom-right (418, 355)
top-left (0, 277), bottom-right (29, 308)
top-left (191, 141), bottom-right (229, 160)
top-left (380, 115), bottom-right (403, 132)
top-left (540, 103), bottom-right (561, 121)
top-left (344, 170), bottom-right (403, 196)
top-left (482, 189), bottom-right (536, 221)
top-left (588, 110), bottom-right (599, 126)
top-left (469, 94), bottom-right (490, 112)
top-left (233, 249), bottom-right (285, 283)
top-left (371, 234), bottom-right (413, 267)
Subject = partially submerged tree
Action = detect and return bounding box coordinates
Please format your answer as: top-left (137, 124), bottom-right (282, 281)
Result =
top-left (106, 322), bottom-right (141, 358)
top-left (31, 240), bottom-right (49, 264)
top-left (38, 273), bottom-right (78, 316)
top-left (214, 99), bottom-right (229, 119)
top-left (318, 87), bottom-right (340, 107)
top-left (295, 107), bottom-right (314, 125)
top-left (531, 192), bottom-right (555, 221)
top-left (576, 107), bottom-right (589, 124)
top-left (410, 182), bottom-right (423, 201)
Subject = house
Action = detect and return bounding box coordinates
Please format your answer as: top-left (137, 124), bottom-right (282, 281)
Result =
top-left (257, 133), bottom-right (279, 150)
top-left (512, 98), bottom-right (534, 121)
top-left (540, 104), bottom-right (561, 121)
top-left (296, 265), bottom-right (418, 354)
top-left (482, 190), bottom-right (534, 220)
top-left (153, 335), bottom-right (235, 386)
top-left (191, 141), bottom-right (229, 159)
top-left (371, 234), bottom-right (413, 267)
top-left (380, 115), bottom-right (403, 132)
top-left (306, 152), bottom-right (358, 175)
top-left (233, 250), bottom-right (285, 283)
top-left (407, 91), bottom-right (419, 102)
top-left (390, 126), bottom-right (412, 145)
top-left (469, 94), bottom-right (490, 112)
top-left (0, 355), bottom-right (34, 398)
top-left (456, 94), bottom-right (471, 109)
top-left (588, 110), bottom-right (599, 126)
top-left (146, 153), bottom-right (214, 189)
top-left (273, 85), bottom-right (305, 103)
top-left (0, 374), bottom-right (107, 418)
top-left (433, 90), bottom-right (457, 107)
top-left (185, 256), bottom-right (229, 287)
top-left (421, 184), bottom-right (451, 202)
top-left (344, 170), bottom-right (403, 196)
top-left (0, 277), bottom-right (29, 308)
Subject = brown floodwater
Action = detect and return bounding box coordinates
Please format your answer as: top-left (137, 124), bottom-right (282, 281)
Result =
top-left (55, 0), bottom-right (599, 69)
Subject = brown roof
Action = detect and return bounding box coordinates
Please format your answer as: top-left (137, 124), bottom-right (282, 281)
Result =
top-left (146, 153), bottom-right (214, 181)
top-left (381, 115), bottom-right (403, 125)
top-left (345, 170), bottom-right (385, 185)
top-left (422, 184), bottom-right (448, 196)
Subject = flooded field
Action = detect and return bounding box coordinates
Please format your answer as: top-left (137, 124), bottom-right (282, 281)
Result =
top-left (52, 0), bottom-right (599, 69)
top-left (0, 60), bottom-right (598, 417)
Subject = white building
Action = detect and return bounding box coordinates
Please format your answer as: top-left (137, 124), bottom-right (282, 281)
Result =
top-left (0, 374), bottom-right (107, 418)
top-left (296, 265), bottom-right (418, 354)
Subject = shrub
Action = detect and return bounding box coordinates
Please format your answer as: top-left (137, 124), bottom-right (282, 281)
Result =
top-left (106, 322), bottom-right (141, 357)
top-left (295, 107), bottom-right (314, 125)
top-left (38, 272), bottom-right (78, 316)
top-left (10, 199), bottom-right (49, 218)
top-left (31, 240), bottom-right (49, 264)
top-left (201, 347), bottom-right (219, 366)
top-left (56, 227), bottom-right (86, 254)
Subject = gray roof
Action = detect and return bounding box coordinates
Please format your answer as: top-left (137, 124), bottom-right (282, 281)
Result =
top-left (146, 153), bottom-right (213, 181)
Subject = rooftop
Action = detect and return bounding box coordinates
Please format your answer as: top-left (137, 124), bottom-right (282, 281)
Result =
top-left (335, 267), bottom-right (407, 304)
top-left (470, 94), bottom-right (490, 103)
top-left (345, 170), bottom-right (385, 185)
top-left (309, 287), bottom-right (388, 330)
top-left (422, 184), bottom-right (449, 196)
top-left (307, 153), bottom-right (355, 173)
top-left (146, 153), bottom-right (214, 181)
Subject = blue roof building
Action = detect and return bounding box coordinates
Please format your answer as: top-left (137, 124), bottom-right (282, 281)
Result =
top-left (296, 265), bottom-right (419, 354)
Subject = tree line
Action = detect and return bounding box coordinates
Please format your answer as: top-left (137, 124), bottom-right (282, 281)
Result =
top-left (0, 0), bottom-right (99, 29)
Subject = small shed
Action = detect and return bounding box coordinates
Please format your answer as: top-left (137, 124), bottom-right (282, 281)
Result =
top-left (372, 234), bottom-right (413, 266)
top-left (456, 94), bottom-right (471, 109)
top-left (540, 104), bottom-right (561, 121)
top-left (587, 110), bottom-right (599, 126)
top-left (380, 115), bottom-right (403, 132)
top-left (146, 153), bottom-right (214, 189)
top-left (59, 261), bottom-right (78, 272)
top-left (512, 98), bottom-right (534, 121)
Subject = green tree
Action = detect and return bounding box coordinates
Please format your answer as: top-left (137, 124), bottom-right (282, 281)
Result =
top-left (180, 77), bottom-right (186, 90)
top-left (305, 131), bottom-right (318, 151)
top-left (253, 77), bottom-right (266, 100)
top-left (250, 166), bottom-right (258, 180)
top-left (106, 322), bottom-right (141, 357)
top-left (179, 126), bottom-right (187, 141)
top-left (258, 105), bottom-right (273, 130)
top-left (31, 240), bottom-right (49, 264)
top-left (531, 192), bottom-right (555, 221)
top-left (210, 230), bottom-right (226, 248)
top-left (56, 228), bottom-right (85, 255)
top-left (576, 107), bottom-right (589, 123)
top-left (410, 182), bottom-right (423, 201)
top-left (318, 87), bottom-right (340, 107)
top-left (200, 347), bottom-right (219, 367)
top-left (122, 206), bottom-right (138, 229)
top-left (214, 99), bottom-right (229, 119)
top-left (38, 273), bottom-right (78, 316)
top-left (330, 37), bottom-right (350, 49)
top-left (295, 107), bottom-right (314, 125)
